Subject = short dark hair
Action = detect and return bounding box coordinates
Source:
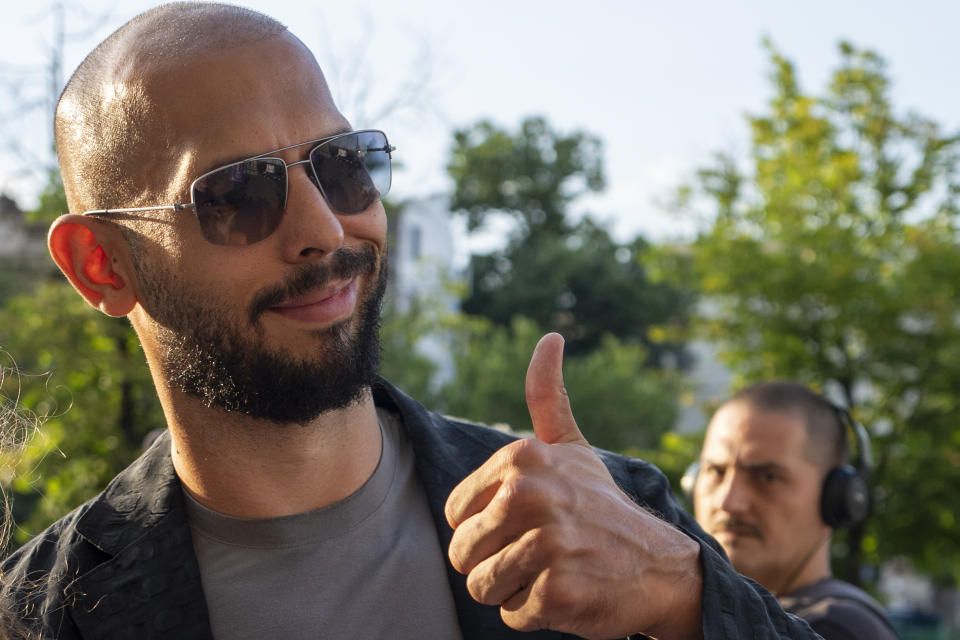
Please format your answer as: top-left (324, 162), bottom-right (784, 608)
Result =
top-left (55, 2), bottom-right (287, 214)
top-left (727, 381), bottom-right (849, 470)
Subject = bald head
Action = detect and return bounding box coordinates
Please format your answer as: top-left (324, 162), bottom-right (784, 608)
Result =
top-left (55, 2), bottom-right (287, 214)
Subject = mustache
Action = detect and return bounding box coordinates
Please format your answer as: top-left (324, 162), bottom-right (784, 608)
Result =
top-left (713, 516), bottom-right (763, 538)
top-left (248, 246), bottom-right (379, 323)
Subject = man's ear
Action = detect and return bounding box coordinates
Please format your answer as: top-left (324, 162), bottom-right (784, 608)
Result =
top-left (48, 215), bottom-right (138, 317)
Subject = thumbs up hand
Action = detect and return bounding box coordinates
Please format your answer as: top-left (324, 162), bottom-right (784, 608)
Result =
top-left (445, 333), bottom-right (704, 640)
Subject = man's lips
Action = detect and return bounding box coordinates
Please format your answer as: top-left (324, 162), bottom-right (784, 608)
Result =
top-left (268, 278), bottom-right (358, 324)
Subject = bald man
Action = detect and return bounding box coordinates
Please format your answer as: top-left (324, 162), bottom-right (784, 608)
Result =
top-left (1, 4), bottom-right (817, 639)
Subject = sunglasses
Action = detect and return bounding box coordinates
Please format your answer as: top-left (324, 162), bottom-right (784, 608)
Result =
top-left (82, 129), bottom-right (395, 246)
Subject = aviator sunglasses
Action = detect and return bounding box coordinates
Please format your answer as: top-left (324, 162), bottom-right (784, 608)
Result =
top-left (82, 129), bottom-right (395, 246)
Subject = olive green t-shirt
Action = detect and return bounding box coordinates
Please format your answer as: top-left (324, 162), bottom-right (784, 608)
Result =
top-left (184, 408), bottom-right (463, 639)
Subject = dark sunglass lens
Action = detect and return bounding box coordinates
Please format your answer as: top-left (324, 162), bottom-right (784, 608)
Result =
top-left (309, 131), bottom-right (392, 214)
top-left (192, 159), bottom-right (286, 246)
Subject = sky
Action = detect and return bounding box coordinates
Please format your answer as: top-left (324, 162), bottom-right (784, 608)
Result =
top-left (1, 0), bottom-right (957, 257)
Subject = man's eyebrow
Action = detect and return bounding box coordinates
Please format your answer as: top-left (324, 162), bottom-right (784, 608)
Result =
top-left (700, 459), bottom-right (789, 475)
top-left (736, 461), bottom-right (790, 475)
top-left (202, 126), bottom-right (354, 172)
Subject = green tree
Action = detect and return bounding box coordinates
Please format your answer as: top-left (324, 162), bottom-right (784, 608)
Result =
top-left (1, 282), bottom-right (164, 543)
top-left (450, 116), bottom-right (694, 357)
top-left (25, 168), bottom-right (68, 225)
top-left (683, 41), bottom-right (960, 584)
top-left (437, 315), bottom-right (678, 451)
top-left (0, 171), bottom-right (162, 544)
top-left (448, 116), bottom-right (604, 237)
top-left (464, 218), bottom-right (693, 360)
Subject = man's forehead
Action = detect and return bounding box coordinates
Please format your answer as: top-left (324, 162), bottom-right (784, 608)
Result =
top-left (129, 32), bottom-right (345, 191)
top-left (703, 402), bottom-right (810, 465)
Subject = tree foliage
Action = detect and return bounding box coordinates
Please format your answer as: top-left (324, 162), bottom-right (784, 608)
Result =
top-left (383, 309), bottom-right (679, 452)
top-left (1, 282), bottom-right (162, 544)
top-left (450, 116), bottom-right (694, 357)
top-left (683, 41), bottom-right (960, 583)
top-left (448, 116), bottom-right (604, 236)
top-left (0, 169), bottom-right (161, 544)
top-left (463, 218), bottom-right (693, 359)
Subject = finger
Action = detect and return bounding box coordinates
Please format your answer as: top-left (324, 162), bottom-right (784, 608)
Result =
top-left (525, 333), bottom-right (588, 446)
top-left (500, 582), bottom-right (542, 633)
top-left (446, 440), bottom-right (525, 529)
top-left (445, 473), bottom-right (502, 531)
top-left (500, 572), bottom-right (552, 633)
top-left (465, 527), bottom-right (546, 606)
top-left (449, 473), bottom-right (550, 574)
top-left (500, 569), bottom-right (587, 635)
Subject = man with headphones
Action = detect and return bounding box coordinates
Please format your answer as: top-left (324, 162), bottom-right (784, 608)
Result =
top-left (687, 381), bottom-right (899, 640)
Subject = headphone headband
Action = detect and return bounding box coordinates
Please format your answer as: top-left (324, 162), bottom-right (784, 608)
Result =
top-left (833, 405), bottom-right (873, 477)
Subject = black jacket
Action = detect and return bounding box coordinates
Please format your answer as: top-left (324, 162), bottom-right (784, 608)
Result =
top-left (1, 380), bottom-right (820, 639)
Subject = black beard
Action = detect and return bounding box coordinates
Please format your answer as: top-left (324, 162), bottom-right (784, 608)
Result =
top-left (137, 246), bottom-right (386, 424)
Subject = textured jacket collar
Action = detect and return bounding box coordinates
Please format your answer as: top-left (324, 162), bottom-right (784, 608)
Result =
top-left (69, 427), bottom-right (210, 639)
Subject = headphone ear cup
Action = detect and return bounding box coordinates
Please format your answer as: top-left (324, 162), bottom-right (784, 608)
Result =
top-left (821, 465), bottom-right (870, 529)
top-left (681, 461), bottom-right (700, 504)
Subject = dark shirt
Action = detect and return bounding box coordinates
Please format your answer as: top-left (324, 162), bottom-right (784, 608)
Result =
top-left (1, 379), bottom-right (820, 639)
top-left (781, 577), bottom-right (900, 640)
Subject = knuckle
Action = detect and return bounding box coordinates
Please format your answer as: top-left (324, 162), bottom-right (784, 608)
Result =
top-left (535, 571), bottom-right (580, 614)
top-left (520, 523), bottom-right (572, 560)
top-left (495, 475), bottom-right (551, 522)
top-left (496, 474), bottom-right (533, 508)
top-left (506, 437), bottom-right (550, 468)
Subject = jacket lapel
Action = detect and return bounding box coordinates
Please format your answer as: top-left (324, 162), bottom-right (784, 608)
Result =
top-left (68, 432), bottom-right (213, 640)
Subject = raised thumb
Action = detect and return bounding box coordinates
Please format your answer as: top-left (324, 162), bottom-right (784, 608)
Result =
top-left (525, 333), bottom-right (588, 446)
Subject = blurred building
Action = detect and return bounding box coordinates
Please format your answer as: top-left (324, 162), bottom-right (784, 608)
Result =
top-left (673, 338), bottom-right (733, 433)
top-left (388, 193), bottom-right (458, 312)
top-left (0, 195), bottom-right (50, 296)
top-left (387, 193), bottom-right (462, 386)
top-left (0, 195), bottom-right (46, 263)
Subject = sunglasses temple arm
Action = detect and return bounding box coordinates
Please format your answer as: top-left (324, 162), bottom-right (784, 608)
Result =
top-left (81, 203), bottom-right (196, 216)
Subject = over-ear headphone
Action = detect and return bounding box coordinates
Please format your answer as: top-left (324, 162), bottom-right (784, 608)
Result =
top-left (681, 404), bottom-right (873, 529)
top-left (820, 407), bottom-right (872, 528)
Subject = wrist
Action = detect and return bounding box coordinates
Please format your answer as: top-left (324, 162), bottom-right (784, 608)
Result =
top-left (645, 529), bottom-right (703, 640)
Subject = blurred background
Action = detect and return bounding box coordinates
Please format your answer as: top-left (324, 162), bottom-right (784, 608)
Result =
top-left (1, 2), bottom-right (958, 637)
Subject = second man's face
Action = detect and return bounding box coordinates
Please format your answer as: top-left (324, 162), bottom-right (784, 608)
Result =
top-left (693, 402), bottom-right (830, 592)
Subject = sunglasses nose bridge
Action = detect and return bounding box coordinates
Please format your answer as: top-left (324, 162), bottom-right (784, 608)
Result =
top-left (285, 157), bottom-right (326, 208)
top-left (283, 158), bottom-right (326, 210)
top-left (286, 158), bottom-right (312, 170)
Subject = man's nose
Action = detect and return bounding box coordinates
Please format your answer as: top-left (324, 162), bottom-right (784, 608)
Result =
top-left (717, 471), bottom-right (750, 515)
top-left (277, 163), bottom-right (345, 261)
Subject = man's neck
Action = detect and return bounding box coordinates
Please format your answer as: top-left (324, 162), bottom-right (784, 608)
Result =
top-left (162, 386), bottom-right (383, 519)
top-left (776, 535), bottom-right (833, 597)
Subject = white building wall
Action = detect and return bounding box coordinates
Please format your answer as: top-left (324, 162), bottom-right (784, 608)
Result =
top-left (391, 194), bottom-right (461, 387)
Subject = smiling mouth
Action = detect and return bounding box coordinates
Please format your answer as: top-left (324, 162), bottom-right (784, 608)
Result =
top-left (268, 278), bottom-right (358, 325)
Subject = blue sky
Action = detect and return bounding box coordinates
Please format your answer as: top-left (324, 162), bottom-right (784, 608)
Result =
top-left (1, 0), bottom-right (957, 251)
